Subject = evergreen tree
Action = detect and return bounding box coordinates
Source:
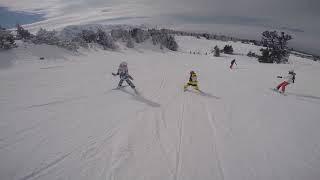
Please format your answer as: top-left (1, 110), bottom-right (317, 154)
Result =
top-left (223, 45), bottom-right (233, 54)
top-left (131, 28), bottom-right (149, 43)
top-left (148, 28), bottom-right (178, 51)
top-left (32, 28), bottom-right (78, 51)
top-left (0, 26), bottom-right (16, 49)
top-left (16, 24), bottom-right (33, 40)
top-left (164, 35), bottom-right (178, 51)
top-left (259, 31), bottom-right (292, 63)
top-left (258, 49), bottom-right (273, 63)
top-left (96, 29), bottom-right (118, 50)
top-left (81, 30), bottom-right (96, 43)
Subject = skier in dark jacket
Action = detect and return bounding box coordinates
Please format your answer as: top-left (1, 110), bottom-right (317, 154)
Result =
top-left (112, 61), bottom-right (135, 89)
top-left (230, 59), bottom-right (237, 69)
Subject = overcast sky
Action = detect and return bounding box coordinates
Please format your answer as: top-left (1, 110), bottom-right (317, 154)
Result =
top-left (1, 0), bottom-right (319, 54)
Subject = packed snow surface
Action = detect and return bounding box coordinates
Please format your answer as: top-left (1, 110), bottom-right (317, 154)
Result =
top-left (1, 36), bottom-right (320, 180)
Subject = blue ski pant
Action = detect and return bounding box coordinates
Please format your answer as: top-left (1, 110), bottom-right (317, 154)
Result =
top-left (118, 78), bottom-right (135, 88)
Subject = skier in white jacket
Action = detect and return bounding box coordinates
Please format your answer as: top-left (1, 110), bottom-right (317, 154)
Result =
top-left (276, 70), bottom-right (296, 93)
top-left (112, 62), bottom-right (135, 89)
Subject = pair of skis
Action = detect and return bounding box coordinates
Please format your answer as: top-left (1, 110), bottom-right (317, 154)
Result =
top-left (113, 85), bottom-right (140, 96)
top-left (271, 88), bottom-right (287, 96)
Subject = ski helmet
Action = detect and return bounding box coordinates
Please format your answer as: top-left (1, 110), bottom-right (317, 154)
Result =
top-left (288, 70), bottom-right (295, 74)
top-left (120, 61), bottom-right (127, 67)
top-left (190, 71), bottom-right (195, 74)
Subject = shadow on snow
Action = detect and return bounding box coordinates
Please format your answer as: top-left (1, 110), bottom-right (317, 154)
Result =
top-left (287, 92), bottom-right (320, 101)
top-left (119, 88), bottom-right (161, 108)
top-left (186, 89), bottom-right (221, 99)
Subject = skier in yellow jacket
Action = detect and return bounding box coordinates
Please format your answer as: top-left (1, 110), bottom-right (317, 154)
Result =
top-left (184, 71), bottom-right (200, 91)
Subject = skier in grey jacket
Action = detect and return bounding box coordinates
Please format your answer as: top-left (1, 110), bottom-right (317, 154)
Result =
top-left (112, 62), bottom-right (135, 89)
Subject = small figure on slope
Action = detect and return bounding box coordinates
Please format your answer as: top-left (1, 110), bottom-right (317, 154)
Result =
top-left (275, 70), bottom-right (296, 93)
top-left (184, 71), bottom-right (200, 91)
top-left (112, 61), bottom-right (135, 89)
top-left (230, 59), bottom-right (237, 69)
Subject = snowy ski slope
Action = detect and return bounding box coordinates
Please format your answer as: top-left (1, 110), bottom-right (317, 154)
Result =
top-left (1, 36), bottom-right (320, 180)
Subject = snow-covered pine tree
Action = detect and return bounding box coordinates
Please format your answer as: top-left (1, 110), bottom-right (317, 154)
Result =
top-left (259, 31), bottom-right (292, 63)
top-left (32, 28), bottom-right (78, 51)
top-left (126, 37), bottom-right (134, 48)
top-left (16, 24), bottom-right (33, 40)
top-left (0, 26), bottom-right (16, 49)
top-left (164, 35), bottom-right (178, 51)
top-left (148, 29), bottom-right (178, 51)
top-left (81, 30), bottom-right (97, 43)
top-left (96, 29), bottom-right (118, 50)
top-left (130, 28), bottom-right (150, 43)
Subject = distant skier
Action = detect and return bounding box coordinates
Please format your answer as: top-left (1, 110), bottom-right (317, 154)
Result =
top-left (230, 59), bottom-right (237, 69)
top-left (275, 70), bottom-right (296, 93)
top-left (184, 71), bottom-right (200, 91)
top-left (112, 61), bottom-right (135, 89)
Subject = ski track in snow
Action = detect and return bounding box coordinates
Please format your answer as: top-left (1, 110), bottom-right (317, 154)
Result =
top-left (25, 96), bottom-right (88, 109)
top-left (19, 152), bottom-right (72, 180)
top-left (154, 110), bottom-right (175, 177)
top-left (40, 66), bottom-right (64, 70)
top-left (174, 96), bottom-right (186, 180)
top-left (204, 101), bottom-right (225, 180)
